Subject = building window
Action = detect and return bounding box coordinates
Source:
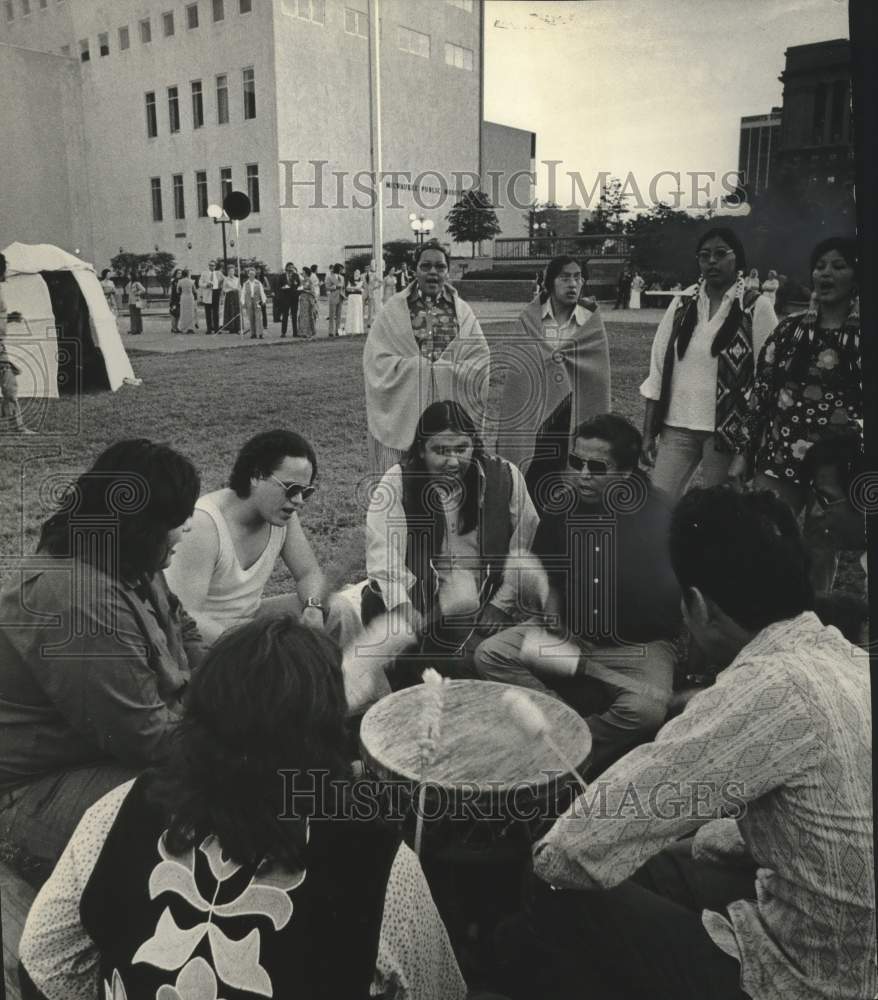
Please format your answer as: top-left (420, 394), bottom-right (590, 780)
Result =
top-left (446, 0), bottom-right (473, 10)
top-left (220, 167), bottom-right (233, 203)
top-left (186, 2), bottom-right (198, 28)
top-left (830, 80), bottom-right (847, 143)
top-left (173, 174), bottom-right (185, 220)
top-left (344, 7), bottom-right (366, 37)
top-left (246, 164), bottom-right (260, 213)
top-left (4, 2), bottom-right (14, 22)
top-left (295, 0), bottom-right (324, 25)
top-left (163, 10), bottom-right (174, 35)
top-left (145, 92), bottom-right (158, 137)
top-left (21, 0), bottom-right (30, 14)
top-left (397, 26), bottom-right (429, 58)
top-left (119, 25), bottom-right (130, 49)
top-left (60, 43), bottom-right (70, 55)
top-left (79, 39), bottom-right (90, 62)
top-left (212, 0), bottom-right (224, 21)
top-left (98, 32), bottom-right (109, 56)
top-left (196, 170), bottom-right (209, 217)
top-left (168, 86), bottom-right (180, 133)
top-left (140, 17), bottom-right (151, 42)
top-left (444, 41), bottom-right (473, 70)
top-left (242, 67), bottom-right (256, 119)
top-left (151, 177), bottom-right (163, 222)
top-left (39, 0), bottom-right (47, 7)
top-left (191, 80), bottom-right (204, 128)
top-left (216, 74), bottom-right (229, 124)
top-left (239, 0), bottom-right (252, 11)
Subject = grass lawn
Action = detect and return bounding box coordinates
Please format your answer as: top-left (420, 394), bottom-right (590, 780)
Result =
top-left (0, 319), bottom-right (863, 595)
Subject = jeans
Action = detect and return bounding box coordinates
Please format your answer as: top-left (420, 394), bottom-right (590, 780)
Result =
top-left (651, 425), bottom-right (732, 503)
top-left (497, 839), bottom-right (754, 1000)
top-left (0, 763), bottom-right (138, 872)
top-left (474, 621), bottom-right (675, 778)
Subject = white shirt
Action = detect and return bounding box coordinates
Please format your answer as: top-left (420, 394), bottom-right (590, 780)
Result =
top-left (541, 299), bottom-right (591, 341)
top-left (640, 283), bottom-right (777, 431)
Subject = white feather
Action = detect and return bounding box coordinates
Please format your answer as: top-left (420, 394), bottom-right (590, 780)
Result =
top-left (502, 689), bottom-right (548, 739)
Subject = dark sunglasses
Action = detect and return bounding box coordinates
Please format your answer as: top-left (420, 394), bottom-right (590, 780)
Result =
top-left (268, 474), bottom-right (317, 501)
top-left (568, 455), bottom-right (610, 474)
top-left (813, 490), bottom-right (847, 512)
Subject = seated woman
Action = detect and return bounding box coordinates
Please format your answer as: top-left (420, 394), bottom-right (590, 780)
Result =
top-left (18, 617), bottom-right (466, 1000)
top-left (364, 400), bottom-right (539, 683)
top-left (0, 440), bottom-right (204, 871)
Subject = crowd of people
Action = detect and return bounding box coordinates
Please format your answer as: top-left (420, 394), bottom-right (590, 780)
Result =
top-left (97, 260), bottom-right (417, 341)
top-left (0, 231), bottom-right (871, 1000)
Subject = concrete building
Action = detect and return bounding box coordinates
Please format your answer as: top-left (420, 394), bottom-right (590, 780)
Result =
top-left (738, 107), bottom-right (781, 198)
top-left (0, 0), bottom-right (485, 272)
top-left (480, 120), bottom-right (535, 240)
top-left (773, 38), bottom-right (854, 190)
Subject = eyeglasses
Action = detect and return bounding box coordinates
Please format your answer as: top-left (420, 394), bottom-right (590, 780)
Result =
top-left (418, 262), bottom-right (448, 272)
top-left (268, 474), bottom-right (317, 501)
top-left (696, 248), bottom-right (735, 264)
top-left (813, 490), bottom-right (847, 512)
top-left (568, 455), bottom-right (610, 474)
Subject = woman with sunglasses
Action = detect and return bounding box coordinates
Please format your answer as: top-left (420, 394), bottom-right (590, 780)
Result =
top-left (363, 400), bottom-right (539, 682)
top-left (363, 241), bottom-right (490, 475)
top-left (640, 227), bottom-right (778, 502)
top-left (728, 237), bottom-right (861, 590)
top-left (165, 429), bottom-right (361, 647)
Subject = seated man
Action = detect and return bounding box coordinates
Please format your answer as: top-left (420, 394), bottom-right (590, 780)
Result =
top-left (500, 487), bottom-right (875, 1000)
top-left (475, 413), bottom-right (680, 777)
top-left (165, 429), bottom-right (360, 647)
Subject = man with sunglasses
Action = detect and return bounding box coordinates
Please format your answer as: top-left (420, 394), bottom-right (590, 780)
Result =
top-left (475, 413), bottom-right (681, 777)
top-left (165, 429), bottom-right (360, 646)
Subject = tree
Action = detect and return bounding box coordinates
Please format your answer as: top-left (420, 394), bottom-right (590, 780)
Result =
top-left (581, 177), bottom-right (630, 234)
top-left (149, 251), bottom-right (177, 295)
top-left (110, 251), bottom-right (152, 282)
top-left (623, 202), bottom-right (701, 285)
top-left (445, 190), bottom-right (502, 257)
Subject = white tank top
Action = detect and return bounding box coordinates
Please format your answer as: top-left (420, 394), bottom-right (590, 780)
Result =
top-left (195, 493), bottom-right (287, 628)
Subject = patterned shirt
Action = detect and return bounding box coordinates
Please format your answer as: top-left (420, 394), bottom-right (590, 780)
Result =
top-left (534, 612), bottom-right (875, 1000)
top-left (20, 781), bottom-right (467, 1000)
top-left (407, 283), bottom-right (459, 360)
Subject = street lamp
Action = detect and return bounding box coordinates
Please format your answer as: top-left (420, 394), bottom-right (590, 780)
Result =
top-left (207, 203), bottom-right (231, 271)
top-left (409, 213), bottom-right (435, 246)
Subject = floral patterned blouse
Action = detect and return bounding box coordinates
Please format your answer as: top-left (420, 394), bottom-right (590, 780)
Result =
top-left (407, 283), bottom-right (459, 360)
top-left (743, 313), bottom-right (861, 485)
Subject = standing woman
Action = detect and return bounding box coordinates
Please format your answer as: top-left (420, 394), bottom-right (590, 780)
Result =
top-left (177, 268), bottom-right (197, 334)
top-left (495, 255), bottom-right (610, 498)
top-left (169, 268), bottom-right (182, 333)
top-left (744, 267), bottom-right (762, 293)
top-left (762, 269), bottom-right (780, 308)
top-left (297, 267), bottom-right (318, 339)
top-left (99, 269), bottom-right (117, 315)
top-left (222, 264), bottom-right (241, 335)
top-left (729, 237), bottom-right (861, 586)
top-left (126, 272), bottom-right (146, 335)
top-left (346, 268), bottom-right (365, 336)
top-left (640, 227), bottom-right (777, 502)
top-left (629, 272), bottom-right (645, 309)
top-left (363, 242), bottom-right (490, 475)
top-left (383, 266), bottom-right (397, 304)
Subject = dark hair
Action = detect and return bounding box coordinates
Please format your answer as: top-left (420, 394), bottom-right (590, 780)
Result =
top-left (676, 227), bottom-right (749, 360)
top-left (0, 252), bottom-right (7, 278)
top-left (284, 261), bottom-right (295, 269)
top-left (670, 487), bottom-right (814, 632)
top-left (571, 413), bottom-right (641, 471)
top-left (310, 263), bottom-right (318, 271)
top-left (229, 429), bottom-right (318, 498)
top-left (403, 400), bottom-right (486, 539)
top-left (809, 237), bottom-right (860, 287)
top-left (38, 439), bottom-right (200, 580)
top-left (415, 241), bottom-right (450, 267)
top-left (99, 268), bottom-right (111, 280)
top-left (153, 618), bottom-right (352, 869)
top-left (799, 429), bottom-right (864, 496)
top-left (540, 255), bottom-right (587, 304)
top-left (813, 591), bottom-right (869, 646)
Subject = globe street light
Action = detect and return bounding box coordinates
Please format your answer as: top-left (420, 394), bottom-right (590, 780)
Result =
top-left (207, 203), bottom-right (231, 271)
top-left (409, 213), bottom-right (435, 247)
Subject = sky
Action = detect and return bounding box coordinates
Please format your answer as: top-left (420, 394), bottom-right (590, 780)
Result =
top-left (483, 0), bottom-right (850, 212)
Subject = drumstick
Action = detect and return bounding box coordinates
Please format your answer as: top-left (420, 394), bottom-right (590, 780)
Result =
top-left (414, 668), bottom-right (447, 857)
top-left (501, 689), bottom-right (589, 797)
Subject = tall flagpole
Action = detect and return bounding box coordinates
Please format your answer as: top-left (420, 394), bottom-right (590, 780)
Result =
top-left (368, 0), bottom-right (383, 281)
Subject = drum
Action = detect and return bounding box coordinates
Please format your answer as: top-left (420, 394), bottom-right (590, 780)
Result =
top-left (359, 680), bottom-right (591, 852)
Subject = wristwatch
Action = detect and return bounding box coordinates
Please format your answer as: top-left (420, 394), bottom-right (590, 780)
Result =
top-left (303, 597), bottom-right (324, 612)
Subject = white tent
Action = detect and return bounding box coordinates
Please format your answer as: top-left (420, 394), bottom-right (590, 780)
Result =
top-left (2, 242), bottom-right (138, 397)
